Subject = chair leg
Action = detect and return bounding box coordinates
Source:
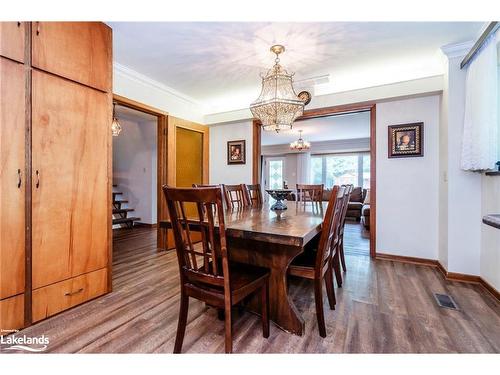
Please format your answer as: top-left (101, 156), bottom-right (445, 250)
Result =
top-left (340, 238), bottom-right (347, 272)
top-left (224, 304), bottom-right (233, 353)
top-left (332, 251), bottom-right (343, 288)
top-left (314, 278), bottom-right (327, 338)
top-left (325, 266), bottom-right (336, 310)
top-left (261, 282), bottom-right (270, 338)
top-left (173, 292), bottom-right (189, 353)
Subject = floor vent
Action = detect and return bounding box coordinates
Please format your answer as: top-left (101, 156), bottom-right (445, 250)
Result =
top-left (434, 293), bottom-right (459, 310)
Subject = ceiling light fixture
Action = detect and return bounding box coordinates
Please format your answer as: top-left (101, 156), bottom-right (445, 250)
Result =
top-left (250, 45), bottom-right (304, 132)
top-left (111, 103), bottom-right (122, 137)
top-left (290, 130), bottom-right (310, 152)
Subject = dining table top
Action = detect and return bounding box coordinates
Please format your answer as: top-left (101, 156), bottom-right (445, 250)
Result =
top-left (160, 201), bottom-right (327, 248)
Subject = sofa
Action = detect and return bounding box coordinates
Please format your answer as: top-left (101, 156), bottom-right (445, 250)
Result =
top-left (361, 189), bottom-right (370, 229)
top-left (345, 187), bottom-right (366, 221)
top-left (318, 186), bottom-right (366, 221)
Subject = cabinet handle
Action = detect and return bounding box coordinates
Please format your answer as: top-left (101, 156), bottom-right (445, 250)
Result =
top-left (17, 169), bottom-right (22, 188)
top-left (64, 288), bottom-right (84, 296)
top-left (36, 22), bottom-right (40, 36)
top-left (17, 22), bottom-right (21, 27)
top-left (35, 170), bottom-right (40, 188)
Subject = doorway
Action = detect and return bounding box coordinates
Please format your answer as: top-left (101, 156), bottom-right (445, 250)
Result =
top-left (253, 104), bottom-right (376, 258)
top-left (111, 95), bottom-right (168, 249)
top-left (112, 105), bottom-right (158, 229)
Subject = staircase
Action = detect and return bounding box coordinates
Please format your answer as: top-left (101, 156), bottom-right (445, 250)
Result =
top-left (112, 184), bottom-right (141, 229)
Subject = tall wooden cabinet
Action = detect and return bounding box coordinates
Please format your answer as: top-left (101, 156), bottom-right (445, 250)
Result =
top-left (0, 22), bottom-right (112, 331)
top-left (0, 52), bottom-right (26, 332)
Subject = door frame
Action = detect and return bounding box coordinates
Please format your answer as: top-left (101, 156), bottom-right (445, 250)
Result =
top-left (112, 94), bottom-right (169, 251)
top-left (252, 102), bottom-right (377, 258)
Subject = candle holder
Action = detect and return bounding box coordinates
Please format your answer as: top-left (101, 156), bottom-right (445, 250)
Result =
top-left (265, 189), bottom-right (293, 210)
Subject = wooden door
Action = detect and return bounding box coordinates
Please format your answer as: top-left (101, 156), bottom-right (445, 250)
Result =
top-left (0, 58), bottom-right (25, 299)
top-left (0, 22), bottom-right (25, 63)
top-left (175, 127), bottom-right (203, 188)
top-left (32, 22), bottom-right (111, 92)
top-left (32, 70), bottom-right (110, 289)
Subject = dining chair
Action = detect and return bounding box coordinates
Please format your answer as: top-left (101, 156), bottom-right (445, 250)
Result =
top-left (331, 185), bottom-right (353, 288)
top-left (163, 185), bottom-right (270, 353)
top-left (296, 184), bottom-right (324, 203)
top-left (288, 185), bottom-right (345, 337)
top-left (223, 184), bottom-right (249, 209)
top-left (339, 184), bottom-right (354, 272)
top-left (243, 183), bottom-right (263, 206)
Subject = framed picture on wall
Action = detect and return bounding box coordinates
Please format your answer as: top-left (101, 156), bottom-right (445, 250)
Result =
top-left (227, 140), bottom-right (246, 165)
top-left (388, 122), bottom-right (424, 158)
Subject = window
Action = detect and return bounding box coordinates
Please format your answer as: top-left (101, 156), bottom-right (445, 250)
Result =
top-left (310, 153), bottom-right (370, 188)
top-left (268, 159), bottom-right (284, 190)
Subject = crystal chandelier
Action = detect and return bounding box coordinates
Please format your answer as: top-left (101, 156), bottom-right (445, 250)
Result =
top-left (289, 130), bottom-right (310, 151)
top-left (250, 45), bottom-right (304, 132)
top-left (111, 103), bottom-right (122, 137)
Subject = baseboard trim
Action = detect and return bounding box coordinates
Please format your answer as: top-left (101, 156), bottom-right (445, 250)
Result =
top-left (376, 253), bottom-right (438, 267)
top-left (376, 252), bottom-right (499, 302)
top-left (134, 222), bottom-right (157, 228)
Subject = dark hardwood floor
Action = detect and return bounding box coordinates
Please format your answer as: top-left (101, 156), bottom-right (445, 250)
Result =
top-left (343, 222), bottom-right (370, 256)
top-left (2, 226), bottom-right (499, 353)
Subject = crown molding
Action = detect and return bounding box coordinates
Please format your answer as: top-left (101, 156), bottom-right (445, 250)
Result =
top-left (440, 41), bottom-right (475, 59)
top-left (113, 62), bottom-right (203, 107)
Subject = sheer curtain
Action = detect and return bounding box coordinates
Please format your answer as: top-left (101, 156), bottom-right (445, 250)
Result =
top-left (296, 152), bottom-right (311, 184)
top-left (461, 31), bottom-right (499, 171)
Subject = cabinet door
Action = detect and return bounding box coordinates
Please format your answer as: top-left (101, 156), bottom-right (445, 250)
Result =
top-left (32, 71), bottom-right (110, 289)
top-left (0, 22), bottom-right (25, 63)
top-left (0, 57), bottom-right (25, 299)
top-left (32, 22), bottom-right (111, 92)
top-left (0, 294), bottom-right (24, 331)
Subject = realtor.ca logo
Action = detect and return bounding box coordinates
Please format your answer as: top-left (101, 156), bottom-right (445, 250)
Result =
top-left (1, 331), bottom-right (49, 352)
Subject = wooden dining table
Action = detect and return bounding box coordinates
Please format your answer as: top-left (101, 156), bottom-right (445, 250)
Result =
top-left (160, 201), bottom-right (327, 336)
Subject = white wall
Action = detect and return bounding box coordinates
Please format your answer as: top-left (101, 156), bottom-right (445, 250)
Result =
top-left (481, 176), bottom-right (500, 290)
top-left (440, 44), bottom-right (483, 276)
top-left (376, 95), bottom-right (440, 259)
top-left (209, 120), bottom-right (253, 184)
top-left (479, 66), bottom-right (500, 291)
top-left (113, 118), bottom-right (158, 224)
top-left (261, 138), bottom-right (370, 156)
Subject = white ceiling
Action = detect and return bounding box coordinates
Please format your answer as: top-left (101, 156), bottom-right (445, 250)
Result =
top-left (109, 22), bottom-right (483, 113)
top-left (261, 111), bottom-right (370, 146)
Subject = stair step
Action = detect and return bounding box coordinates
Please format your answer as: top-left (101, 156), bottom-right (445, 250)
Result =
top-left (112, 216), bottom-right (141, 225)
top-left (113, 208), bottom-right (134, 214)
top-left (112, 184), bottom-right (118, 187)
top-left (112, 191), bottom-right (123, 196)
top-left (113, 199), bottom-right (128, 204)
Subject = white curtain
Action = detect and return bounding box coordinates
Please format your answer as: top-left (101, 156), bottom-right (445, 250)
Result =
top-left (461, 31), bottom-right (500, 171)
top-left (296, 152), bottom-right (311, 184)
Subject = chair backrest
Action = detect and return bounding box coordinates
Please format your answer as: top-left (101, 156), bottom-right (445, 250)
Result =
top-left (223, 184), bottom-right (249, 209)
top-left (243, 183), bottom-right (263, 206)
top-left (314, 185), bottom-right (345, 277)
top-left (296, 184), bottom-right (324, 203)
top-left (163, 186), bottom-right (230, 291)
top-left (339, 184), bottom-right (354, 235)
